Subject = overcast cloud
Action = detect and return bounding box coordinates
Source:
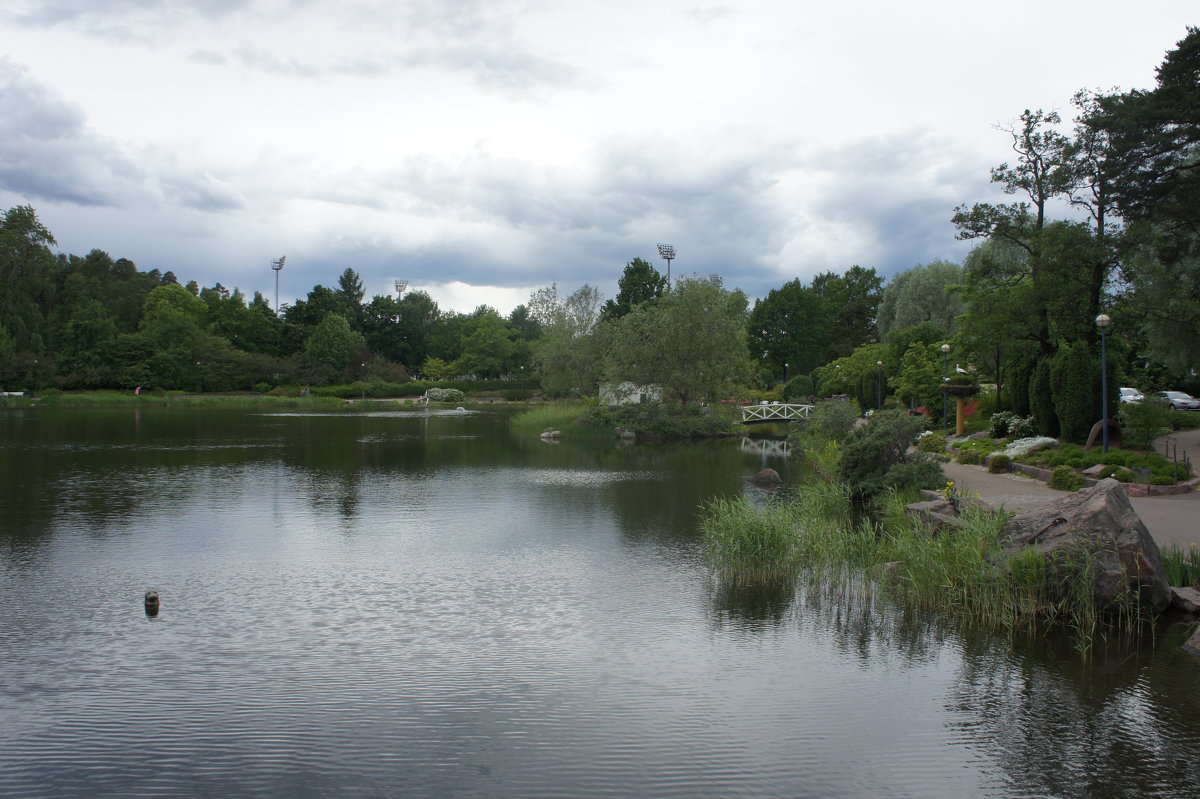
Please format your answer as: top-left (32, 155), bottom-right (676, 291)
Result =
top-left (1, 1), bottom-right (1194, 314)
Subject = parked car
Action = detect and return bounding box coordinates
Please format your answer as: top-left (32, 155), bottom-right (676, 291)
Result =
top-left (1120, 387), bottom-right (1144, 404)
top-left (1152, 390), bottom-right (1200, 411)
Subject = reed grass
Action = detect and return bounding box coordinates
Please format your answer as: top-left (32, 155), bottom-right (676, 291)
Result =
top-left (1162, 543), bottom-right (1200, 587)
top-left (510, 402), bottom-right (588, 436)
top-left (701, 480), bottom-right (1148, 654)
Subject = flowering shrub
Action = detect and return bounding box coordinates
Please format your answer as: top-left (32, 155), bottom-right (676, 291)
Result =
top-left (989, 411), bottom-right (1036, 440)
top-left (425, 388), bottom-right (465, 402)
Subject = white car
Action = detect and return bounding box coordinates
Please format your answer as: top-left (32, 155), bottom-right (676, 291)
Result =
top-left (1119, 387), bottom-right (1143, 404)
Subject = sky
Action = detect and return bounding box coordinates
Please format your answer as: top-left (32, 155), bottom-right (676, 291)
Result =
top-left (1, 1), bottom-right (1195, 316)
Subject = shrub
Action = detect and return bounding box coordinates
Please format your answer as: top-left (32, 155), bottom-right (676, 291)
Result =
top-left (501, 389), bottom-right (533, 401)
top-left (1150, 475), bottom-right (1176, 486)
top-left (1029, 360), bottom-right (1059, 437)
top-left (788, 399), bottom-right (860, 448)
top-left (989, 411), bottom-right (1020, 438)
top-left (783, 374), bottom-right (815, 402)
top-left (838, 410), bottom-right (945, 502)
top-left (1048, 465), bottom-right (1085, 491)
top-left (956, 449), bottom-right (982, 465)
top-left (426, 387), bottom-right (465, 402)
top-left (917, 432), bottom-right (947, 454)
top-left (582, 403), bottom-right (731, 438)
top-left (1050, 341), bottom-right (1095, 442)
top-left (1120, 400), bottom-right (1172, 450)
top-left (1113, 468), bottom-right (1134, 482)
top-left (988, 454), bottom-right (1012, 473)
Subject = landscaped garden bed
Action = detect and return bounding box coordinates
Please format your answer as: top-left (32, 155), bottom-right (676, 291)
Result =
top-left (943, 414), bottom-right (1197, 494)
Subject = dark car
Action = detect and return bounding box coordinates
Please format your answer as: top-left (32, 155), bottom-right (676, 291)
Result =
top-left (1152, 390), bottom-right (1200, 411)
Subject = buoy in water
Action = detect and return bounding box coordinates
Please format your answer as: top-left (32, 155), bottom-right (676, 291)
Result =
top-left (144, 590), bottom-right (160, 616)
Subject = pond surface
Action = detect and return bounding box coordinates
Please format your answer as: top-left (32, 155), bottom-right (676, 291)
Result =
top-left (2, 405), bottom-right (1199, 798)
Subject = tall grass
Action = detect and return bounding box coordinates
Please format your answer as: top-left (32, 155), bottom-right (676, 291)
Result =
top-left (510, 402), bottom-right (588, 436)
top-left (701, 481), bottom-right (1148, 654)
top-left (1162, 543), bottom-right (1200, 587)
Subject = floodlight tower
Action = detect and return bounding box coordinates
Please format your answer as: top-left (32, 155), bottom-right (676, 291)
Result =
top-left (394, 279), bottom-right (408, 298)
top-left (271, 255), bottom-right (287, 315)
top-left (656, 243), bottom-right (675, 290)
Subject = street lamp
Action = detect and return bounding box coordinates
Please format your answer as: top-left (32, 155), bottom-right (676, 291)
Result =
top-left (784, 362), bottom-right (789, 385)
top-left (1096, 314), bottom-right (1112, 453)
top-left (656, 243), bottom-right (675, 290)
top-left (876, 360), bottom-right (883, 411)
top-left (941, 344), bottom-right (951, 430)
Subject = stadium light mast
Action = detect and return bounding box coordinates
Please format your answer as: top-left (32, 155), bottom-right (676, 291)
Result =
top-left (656, 243), bottom-right (675, 290)
top-left (271, 255), bottom-right (287, 315)
top-left (394, 279), bottom-right (408, 298)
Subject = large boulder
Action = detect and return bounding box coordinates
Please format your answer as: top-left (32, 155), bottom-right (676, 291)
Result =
top-left (1000, 478), bottom-right (1172, 613)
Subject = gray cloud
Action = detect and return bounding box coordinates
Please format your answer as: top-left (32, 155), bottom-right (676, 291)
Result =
top-left (0, 59), bottom-right (136, 206)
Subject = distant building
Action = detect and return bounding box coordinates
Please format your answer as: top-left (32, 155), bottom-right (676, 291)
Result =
top-left (599, 382), bottom-right (662, 406)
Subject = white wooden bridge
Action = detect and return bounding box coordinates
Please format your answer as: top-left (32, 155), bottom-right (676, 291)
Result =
top-left (741, 402), bottom-right (815, 425)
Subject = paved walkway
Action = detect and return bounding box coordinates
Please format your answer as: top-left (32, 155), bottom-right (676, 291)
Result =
top-left (941, 428), bottom-right (1200, 551)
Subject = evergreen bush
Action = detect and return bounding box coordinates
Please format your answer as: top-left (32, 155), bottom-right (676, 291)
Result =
top-left (917, 432), bottom-right (947, 454)
top-left (783, 374), bottom-right (814, 402)
top-left (1050, 341), bottom-right (1094, 442)
top-left (838, 410), bottom-right (945, 502)
top-left (1029, 360), bottom-right (1058, 437)
top-left (956, 449), bottom-right (982, 465)
top-left (988, 454), bottom-right (1012, 473)
top-left (1048, 465), bottom-right (1085, 491)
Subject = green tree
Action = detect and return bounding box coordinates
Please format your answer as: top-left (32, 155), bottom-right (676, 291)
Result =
top-left (747, 278), bottom-right (831, 377)
top-left (0, 205), bottom-right (56, 351)
top-left (811, 265), bottom-right (883, 359)
top-left (305, 314), bottom-right (363, 382)
top-left (605, 276), bottom-right (752, 412)
top-left (877, 260), bottom-right (964, 337)
top-left (529, 283), bottom-right (606, 397)
top-left (888, 343), bottom-right (942, 414)
top-left (600, 257), bottom-right (667, 320)
top-left (1093, 27), bottom-right (1200, 234)
top-left (455, 309), bottom-right (519, 378)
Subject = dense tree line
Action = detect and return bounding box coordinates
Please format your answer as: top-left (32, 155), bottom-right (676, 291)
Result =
top-left (2, 28), bottom-right (1197, 434)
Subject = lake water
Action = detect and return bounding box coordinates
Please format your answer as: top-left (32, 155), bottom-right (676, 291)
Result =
top-left (2, 405), bottom-right (1199, 798)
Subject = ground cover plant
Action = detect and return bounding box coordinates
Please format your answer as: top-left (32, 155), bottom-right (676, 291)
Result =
top-left (1016, 442), bottom-right (1191, 484)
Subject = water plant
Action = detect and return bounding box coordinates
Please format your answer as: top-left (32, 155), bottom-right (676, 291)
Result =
top-left (1162, 543), bottom-right (1200, 587)
top-left (702, 481), bottom-right (1149, 655)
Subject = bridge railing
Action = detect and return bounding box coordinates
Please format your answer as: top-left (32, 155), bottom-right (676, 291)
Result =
top-left (741, 403), bottom-right (815, 424)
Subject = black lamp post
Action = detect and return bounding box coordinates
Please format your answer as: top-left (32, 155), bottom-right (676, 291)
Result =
top-left (941, 344), bottom-right (951, 430)
top-left (1096, 314), bottom-right (1111, 453)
